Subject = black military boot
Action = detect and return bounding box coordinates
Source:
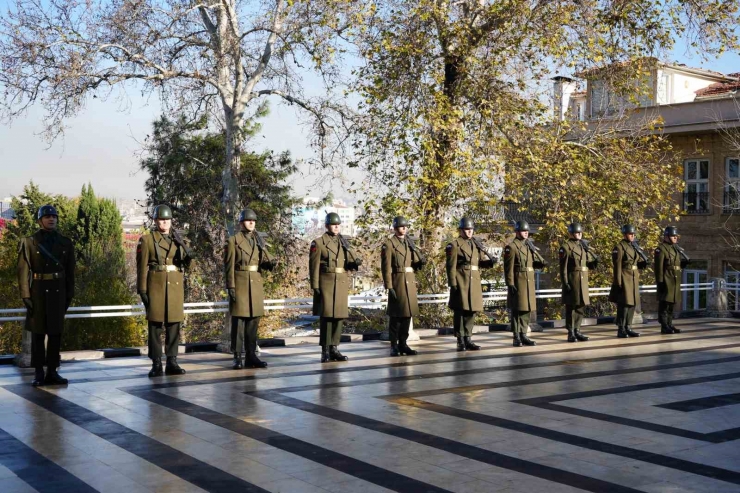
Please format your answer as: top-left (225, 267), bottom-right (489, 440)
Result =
top-left (247, 352), bottom-right (268, 369)
top-left (31, 368), bottom-right (45, 387)
top-left (513, 332), bottom-right (522, 347)
top-left (232, 353), bottom-right (244, 370)
top-left (574, 329), bottom-right (589, 342)
top-left (329, 346), bottom-right (348, 361)
top-left (520, 332), bottom-right (536, 346)
top-left (165, 357), bottom-right (186, 375)
top-left (617, 326), bottom-right (628, 338)
top-left (625, 326), bottom-right (641, 337)
top-left (669, 325), bottom-right (682, 334)
top-left (399, 343), bottom-right (418, 355)
top-left (148, 358), bottom-right (164, 377)
top-left (44, 369), bottom-right (68, 385)
top-left (660, 325), bottom-right (674, 334)
top-left (463, 336), bottom-right (480, 351)
top-left (456, 337), bottom-right (466, 351)
top-left (321, 346), bottom-right (330, 363)
top-left (567, 329), bottom-right (577, 343)
top-left (390, 343), bottom-right (400, 357)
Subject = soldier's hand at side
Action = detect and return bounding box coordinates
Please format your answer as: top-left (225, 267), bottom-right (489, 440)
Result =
top-left (228, 288), bottom-right (236, 302)
top-left (313, 288), bottom-right (321, 297)
top-left (354, 258), bottom-right (363, 267)
top-left (139, 292), bottom-right (149, 308)
top-left (388, 288), bottom-right (397, 300)
top-left (564, 284), bottom-right (572, 292)
top-left (450, 285), bottom-right (459, 292)
top-left (22, 298), bottom-right (33, 316)
top-left (508, 285), bottom-right (518, 294)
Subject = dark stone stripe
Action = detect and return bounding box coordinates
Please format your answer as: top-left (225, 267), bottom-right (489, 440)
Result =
top-left (128, 389), bottom-right (452, 493)
top-left (514, 370), bottom-right (740, 443)
top-left (248, 391), bottom-right (645, 493)
top-left (4, 386), bottom-right (270, 493)
top-left (0, 427), bottom-right (99, 493)
top-left (657, 392), bottom-right (740, 412)
top-left (382, 396), bottom-right (740, 485)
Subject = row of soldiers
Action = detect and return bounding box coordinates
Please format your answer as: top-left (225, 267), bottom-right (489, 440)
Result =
top-left (17, 204), bottom-right (689, 386)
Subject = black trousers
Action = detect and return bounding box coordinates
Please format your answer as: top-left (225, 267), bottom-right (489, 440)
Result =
top-left (389, 317), bottom-right (412, 345)
top-left (616, 304), bottom-right (636, 328)
top-left (148, 322), bottom-right (181, 360)
top-left (231, 316), bottom-right (260, 355)
top-left (565, 304), bottom-right (586, 330)
top-left (658, 301), bottom-right (675, 328)
top-left (320, 317), bottom-right (343, 347)
top-left (453, 310), bottom-right (475, 337)
top-left (510, 310), bottom-right (531, 334)
top-left (31, 333), bottom-right (62, 370)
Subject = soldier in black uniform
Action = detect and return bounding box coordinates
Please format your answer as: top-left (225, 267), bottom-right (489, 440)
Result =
top-left (17, 205), bottom-right (76, 386)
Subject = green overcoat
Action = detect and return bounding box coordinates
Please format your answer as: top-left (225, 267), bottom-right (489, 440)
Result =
top-left (136, 231), bottom-right (194, 323)
top-left (654, 242), bottom-right (683, 303)
top-left (224, 231), bottom-right (274, 318)
top-left (381, 235), bottom-right (422, 318)
top-left (609, 240), bottom-right (645, 306)
top-left (504, 238), bottom-right (538, 312)
top-left (17, 230), bottom-right (76, 335)
top-left (309, 233), bottom-right (360, 318)
top-left (446, 237), bottom-right (495, 312)
top-left (559, 239), bottom-right (592, 306)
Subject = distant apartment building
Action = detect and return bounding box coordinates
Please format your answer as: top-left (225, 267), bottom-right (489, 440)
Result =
top-left (292, 198), bottom-right (358, 237)
top-left (554, 59), bottom-right (740, 311)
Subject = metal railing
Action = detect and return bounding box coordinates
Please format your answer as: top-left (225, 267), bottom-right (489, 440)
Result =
top-left (0, 283), bottom-right (715, 323)
top-left (723, 190), bottom-right (740, 214)
top-left (683, 192), bottom-right (710, 214)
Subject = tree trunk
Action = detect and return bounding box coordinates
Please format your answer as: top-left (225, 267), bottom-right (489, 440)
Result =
top-left (220, 117), bottom-right (241, 352)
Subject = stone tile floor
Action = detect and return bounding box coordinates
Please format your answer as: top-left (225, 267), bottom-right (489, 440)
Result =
top-left (1, 318), bottom-right (740, 492)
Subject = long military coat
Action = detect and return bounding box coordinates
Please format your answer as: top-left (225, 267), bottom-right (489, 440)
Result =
top-left (136, 231), bottom-right (194, 323)
top-left (609, 240), bottom-right (644, 306)
top-left (381, 235), bottom-right (422, 318)
top-left (224, 231), bottom-right (274, 318)
top-left (559, 239), bottom-right (591, 306)
top-left (654, 242), bottom-right (683, 303)
top-left (17, 230), bottom-right (75, 335)
top-left (446, 237), bottom-right (495, 312)
top-left (504, 238), bottom-right (538, 312)
top-left (309, 233), bottom-right (360, 318)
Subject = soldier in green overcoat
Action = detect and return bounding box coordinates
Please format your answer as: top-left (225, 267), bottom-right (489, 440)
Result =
top-left (224, 208), bottom-right (275, 370)
top-left (609, 225), bottom-right (647, 338)
top-left (136, 205), bottom-right (195, 377)
top-left (504, 221), bottom-right (546, 347)
top-left (446, 217), bottom-right (496, 351)
top-left (654, 226), bottom-right (689, 334)
top-left (381, 216), bottom-right (426, 357)
top-left (309, 212), bottom-right (362, 363)
top-left (559, 222), bottom-right (599, 343)
top-left (17, 205), bottom-right (75, 386)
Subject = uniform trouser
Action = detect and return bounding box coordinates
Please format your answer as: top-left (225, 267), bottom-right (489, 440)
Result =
top-left (616, 304), bottom-right (636, 328)
top-left (510, 310), bottom-right (531, 334)
top-left (658, 301), bottom-right (675, 328)
top-left (31, 333), bottom-right (62, 370)
top-left (389, 317), bottom-right (412, 345)
top-left (320, 317), bottom-right (344, 347)
top-left (231, 316), bottom-right (260, 355)
top-left (148, 322), bottom-right (181, 360)
top-left (453, 310), bottom-right (475, 337)
top-left (565, 305), bottom-right (586, 330)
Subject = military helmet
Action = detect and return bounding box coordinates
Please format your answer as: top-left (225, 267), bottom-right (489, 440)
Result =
top-left (37, 204), bottom-right (58, 220)
top-left (621, 224), bottom-right (636, 234)
top-left (325, 212), bottom-right (341, 225)
top-left (153, 205), bottom-right (173, 220)
top-left (514, 220), bottom-right (530, 232)
top-left (567, 222), bottom-right (583, 234)
top-left (238, 208), bottom-right (258, 222)
top-left (458, 217), bottom-right (474, 229)
top-left (664, 225), bottom-right (679, 236)
top-left (392, 216), bottom-right (409, 229)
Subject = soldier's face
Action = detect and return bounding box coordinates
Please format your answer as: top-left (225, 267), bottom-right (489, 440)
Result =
top-left (460, 228), bottom-right (473, 239)
top-left (517, 231), bottom-right (529, 239)
top-left (156, 218), bottom-right (171, 233)
top-left (570, 232), bottom-right (583, 240)
top-left (39, 215), bottom-right (57, 230)
top-left (666, 235), bottom-right (678, 244)
top-left (327, 224), bottom-right (340, 235)
top-left (395, 226), bottom-right (408, 237)
top-left (241, 220), bottom-right (256, 232)
top-left (624, 233), bottom-right (635, 242)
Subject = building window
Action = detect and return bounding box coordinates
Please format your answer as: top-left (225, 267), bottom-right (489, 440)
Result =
top-left (724, 158), bottom-right (740, 214)
top-left (683, 260), bottom-right (708, 311)
top-left (725, 265), bottom-right (740, 311)
top-left (683, 159), bottom-right (710, 213)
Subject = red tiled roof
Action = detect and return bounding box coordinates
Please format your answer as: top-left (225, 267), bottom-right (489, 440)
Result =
top-left (695, 81), bottom-right (740, 97)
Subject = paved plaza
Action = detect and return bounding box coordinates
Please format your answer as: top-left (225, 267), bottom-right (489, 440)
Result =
top-left (0, 319), bottom-right (739, 493)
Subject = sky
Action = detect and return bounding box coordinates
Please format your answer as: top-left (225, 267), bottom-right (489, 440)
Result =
top-left (1, 12), bottom-right (739, 203)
